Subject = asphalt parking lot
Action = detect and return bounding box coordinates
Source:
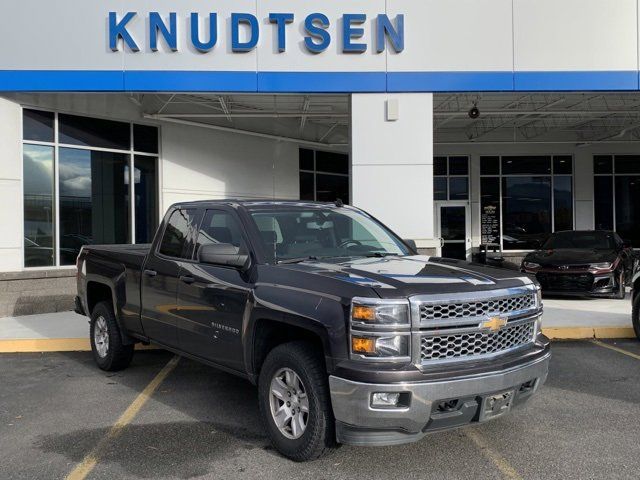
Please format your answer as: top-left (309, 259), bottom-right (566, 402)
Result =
top-left (1, 340), bottom-right (639, 480)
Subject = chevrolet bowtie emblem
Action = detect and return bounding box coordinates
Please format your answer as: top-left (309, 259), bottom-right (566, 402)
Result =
top-left (482, 316), bottom-right (507, 332)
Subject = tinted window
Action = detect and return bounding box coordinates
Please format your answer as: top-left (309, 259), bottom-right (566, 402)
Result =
top-left (58, 148), bottom-right (130, 265)
top-left (23, 109), bottom-right (54, 142)
top-left (480, 156), bottom-right (500, 175)
top-left (434, 177), bottom-right (447, 200)
top-left (299, 172), bottom-right (314, 200)
top-left (449, 177), bottom-right (468, 200)
top-left (433, 157), bottom-right (447, 176)
top-left (553, 156), bottom-right (573, 174)
top-left (300, 149), bottom-right (314, 170)
top-left (614, 156), bottom-right (640, 175)
top-left (133, 124), bottom-right (159, 154)
top-left (159, 209), bottom-right (198, 259)
top-left (316, 151), bottom-right (348, 174)
top-left (449, 156), bottom-right (469, 176)
top-left (594, 155), bottom-right (613, 174)
top-left (554, 176), bottom-right (573, 231)
top-left (594, 176), bottom-right (614, 230)
top-left (59, 113), bottom-right (130, 150)
top-left (502, 177), bottom-right (551, 250)
top-left (502, 156), bottom-right (551, 175)
top-left (23, 144), bottom-right (55, 267)
top-left (316, 174), bottom-right (349, 203)
top-left (134, 155), bottom-right (158, 243)
top-left (195, 210), bottom-right (246, 253)
top-left (615, 176), bottom-right (640, 246)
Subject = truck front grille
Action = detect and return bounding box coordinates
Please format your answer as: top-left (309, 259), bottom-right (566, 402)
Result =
top-left (419, 292), bottom-right (536, 321)
top-left (420, 319), bottom-right (536, 361)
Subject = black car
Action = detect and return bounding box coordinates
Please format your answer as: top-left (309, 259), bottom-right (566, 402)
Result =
top-left (521, 230), bottom-right (635, 298)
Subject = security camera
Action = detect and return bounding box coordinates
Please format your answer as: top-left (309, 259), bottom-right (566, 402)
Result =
top-left (468, 106), bottom-right (480, 119)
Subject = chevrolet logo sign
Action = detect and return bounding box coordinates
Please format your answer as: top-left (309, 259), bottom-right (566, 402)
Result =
top-left (482, 316), bottom-right (508, 332)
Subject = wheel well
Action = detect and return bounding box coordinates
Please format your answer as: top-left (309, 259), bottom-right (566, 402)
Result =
top-left (86, 282), bottom-right (113, 315)
top-left (253, 319), bottom-right (325, 377)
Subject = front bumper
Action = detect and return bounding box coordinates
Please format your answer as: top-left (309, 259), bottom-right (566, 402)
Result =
top-left (329, 348), bottom-right (550, 446)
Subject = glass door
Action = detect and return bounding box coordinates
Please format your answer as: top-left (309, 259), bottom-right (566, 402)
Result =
top-left (435, 202), bottom-right (471, 260)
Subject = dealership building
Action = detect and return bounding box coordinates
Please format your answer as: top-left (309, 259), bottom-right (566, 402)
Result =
top-left (1, 0), bottom-right (640, 315)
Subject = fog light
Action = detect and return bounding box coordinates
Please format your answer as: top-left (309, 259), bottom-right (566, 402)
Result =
top-left (371, 392), bottom-right (401, 407)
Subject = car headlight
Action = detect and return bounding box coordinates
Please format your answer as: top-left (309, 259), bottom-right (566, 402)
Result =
top-left (523, 261), bottom-right (541, 270)
top-left (590, 262), bottom-right (613, 270)
top-left (350, 298), bottom-right (410, 360)
top-left (351, 300), bottom-right (409, 326)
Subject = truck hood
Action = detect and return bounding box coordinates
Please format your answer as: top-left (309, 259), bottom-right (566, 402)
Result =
top-left (278, 255), bottom-right (535, 298)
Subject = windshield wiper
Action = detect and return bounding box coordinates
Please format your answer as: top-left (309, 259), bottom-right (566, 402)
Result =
top-left (363, 252), bottom-right (401, 258)
top-left (277, 256), bottom-right (319, 264)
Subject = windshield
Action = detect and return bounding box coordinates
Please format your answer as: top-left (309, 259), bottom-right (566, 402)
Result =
top-left (249, 207), bottom-right (410, 263)
top-left (541, 231), bottom-right (616, 250)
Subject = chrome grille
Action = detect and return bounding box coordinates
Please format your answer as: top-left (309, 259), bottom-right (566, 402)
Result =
top-left (420, 319), bottom-right (536, 361)
top-left (420, 293), bottom-right (536, 321)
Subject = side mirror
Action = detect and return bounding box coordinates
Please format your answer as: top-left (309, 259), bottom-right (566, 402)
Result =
top-left (198, 243), bottom-right (250, 270)
top-left (403, 239), bottom-right (417, 253)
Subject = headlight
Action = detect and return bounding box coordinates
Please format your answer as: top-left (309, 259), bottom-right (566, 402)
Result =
top-left (351, 334), bottom-right (410, 358)
top-left (523, 261), bottom-right (541, 270)
top-left (351, 300), bottom-right (409, 327)
top-left (350, 298), bottom-right (411, 360)
top-left (590, 262), bottom-right (613, 270)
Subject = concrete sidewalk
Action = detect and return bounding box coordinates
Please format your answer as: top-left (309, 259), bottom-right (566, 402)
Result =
top-left (0, 297), bottom-right (636, 352)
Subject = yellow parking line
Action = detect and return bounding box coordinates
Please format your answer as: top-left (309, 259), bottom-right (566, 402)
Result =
top-left (465, 428), bottom-right (523, 480)
top-left (65, 355), bottom-right (180, 480)
top-left (592, 340), bottom-right (640, 361)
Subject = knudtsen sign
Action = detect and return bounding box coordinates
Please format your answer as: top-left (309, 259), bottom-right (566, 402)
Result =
top-left (109, 12), bottom-right (405, 54)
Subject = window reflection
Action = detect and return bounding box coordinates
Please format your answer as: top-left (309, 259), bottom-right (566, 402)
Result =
top-left (23, 145), bottom-right (55, 267)
top-left (134, 156), bottom-right (158, 244)
top-left (502, 177), bottom-right (551, 250)
top-left (58, 148), bottom-right (130, 265)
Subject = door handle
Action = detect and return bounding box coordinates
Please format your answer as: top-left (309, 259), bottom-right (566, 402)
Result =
top-left (143, 269), bottom-right (157, 277)
top-left (180, 275), bottom-right (195, 285)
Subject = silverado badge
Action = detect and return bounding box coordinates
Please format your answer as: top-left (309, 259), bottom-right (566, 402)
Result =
top-left (482, 316), bottom-right (507, 332)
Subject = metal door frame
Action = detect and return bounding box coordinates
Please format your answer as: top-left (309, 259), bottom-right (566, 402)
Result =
top-left (435, 201), bottom-right (471, 260)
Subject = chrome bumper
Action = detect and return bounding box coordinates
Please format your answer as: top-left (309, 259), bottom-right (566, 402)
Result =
top-left (329, 352), bottom-right (550, 446)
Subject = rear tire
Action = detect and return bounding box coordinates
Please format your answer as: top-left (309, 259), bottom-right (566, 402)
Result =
top-left (258, 341), bottom-right (338, 461)
top-left (90, 301), bottom-right (134, 371)
top-left (632, 292), bottom-right (640, 341)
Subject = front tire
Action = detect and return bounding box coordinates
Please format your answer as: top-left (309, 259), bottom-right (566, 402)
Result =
top-left (258, 341), bottom-right (338, 461)
top-left (632, 292), bottom-right (640, 340)
top-left (90, 301), bottom-right (134, 371)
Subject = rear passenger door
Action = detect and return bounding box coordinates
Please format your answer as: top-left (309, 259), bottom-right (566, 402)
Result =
top-left (176, 208), bottom-right (252, 371)
top-left (140, 208), bottom-right (200, 348)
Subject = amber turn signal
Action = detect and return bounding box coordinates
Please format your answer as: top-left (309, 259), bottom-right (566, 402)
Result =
top-left (352, 305), bottom-right (376, 322)
top-left (352, 336), bottom-right (376, 354)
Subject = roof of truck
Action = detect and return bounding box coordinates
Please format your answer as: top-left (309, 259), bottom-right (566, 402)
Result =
top-left (170, 199), bottom-right (352, 210)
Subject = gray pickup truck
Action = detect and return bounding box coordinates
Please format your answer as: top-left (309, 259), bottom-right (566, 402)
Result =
top-left (76, 200), bottom-right (550, 461)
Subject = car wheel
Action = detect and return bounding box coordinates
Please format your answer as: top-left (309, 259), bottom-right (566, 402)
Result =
top-left (258, 341), bottom-right (338, 461)
top-left (633, 293), bottom-right (640, 341)
top-left (615, 270), bottom-right (626, 300)
top-left (90, 301), bottom-right (134, 371)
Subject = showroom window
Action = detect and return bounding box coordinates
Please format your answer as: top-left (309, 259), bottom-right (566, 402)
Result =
top-left (22, 109), bottom-right (159, 268)
top-left (433, 156), bottom-right (469, 201)
top-left (299, 148), bottom-right (349, 203)
top-left (480, 155), bottom-right (574, 251)
top-left (594, 155), bottom-right (640, 246)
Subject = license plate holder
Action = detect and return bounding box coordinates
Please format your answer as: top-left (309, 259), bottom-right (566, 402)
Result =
top-left (480, 389), bottom-right (515, 421)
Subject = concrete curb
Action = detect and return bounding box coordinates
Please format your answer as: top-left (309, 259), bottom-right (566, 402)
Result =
top-left (542, 327), bottom-right (636, 340)
top-left (0, 339), bottom-right (155, 353)
top-left (0, 328), bottom-right (636, 353)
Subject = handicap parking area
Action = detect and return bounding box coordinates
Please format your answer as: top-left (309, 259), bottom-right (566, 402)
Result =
top-left (1, 340), bottom-right (640, 480)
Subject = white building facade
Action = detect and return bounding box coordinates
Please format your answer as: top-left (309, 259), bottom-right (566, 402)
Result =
top-left (1, 0), bottom-right (640, 313)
